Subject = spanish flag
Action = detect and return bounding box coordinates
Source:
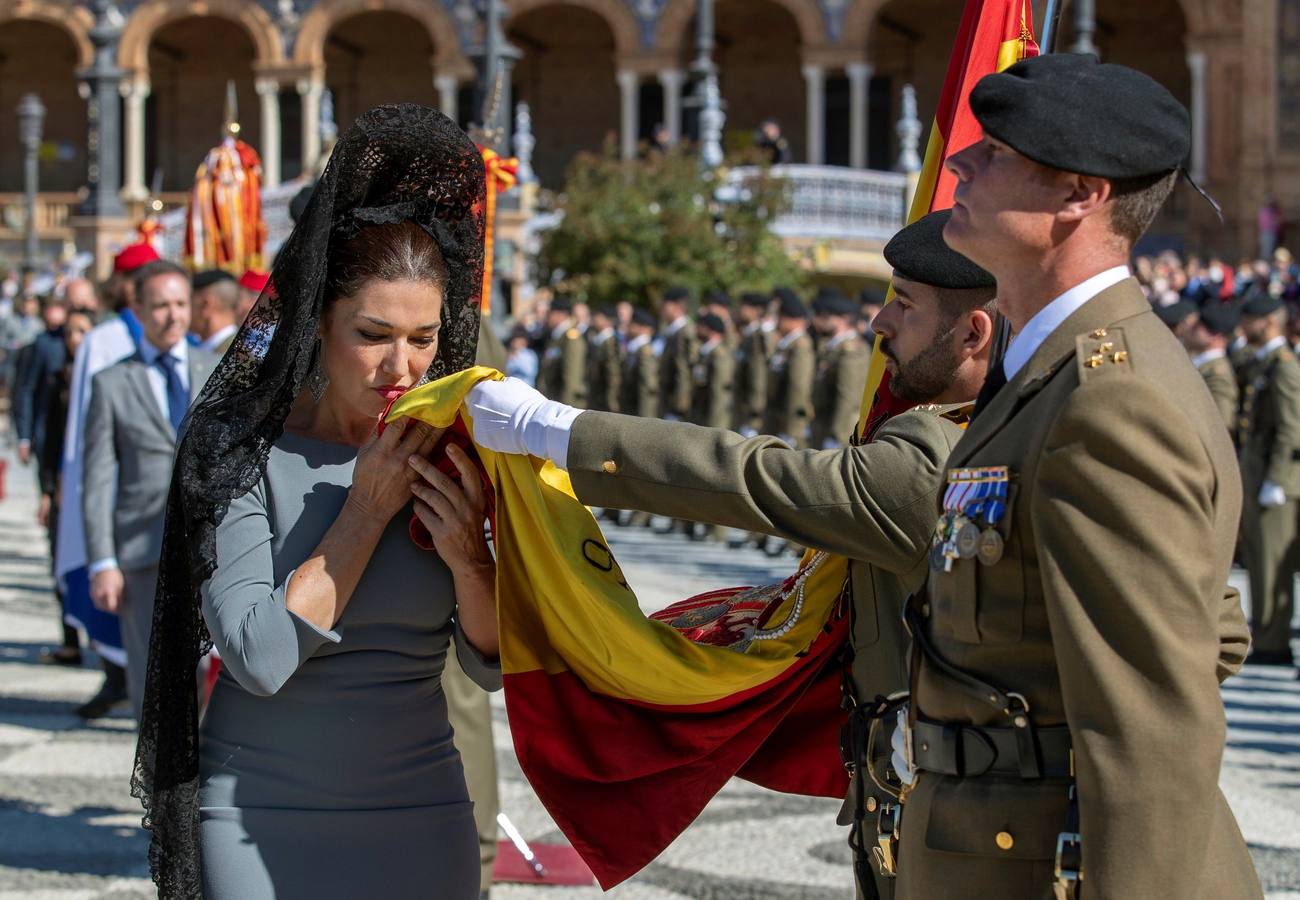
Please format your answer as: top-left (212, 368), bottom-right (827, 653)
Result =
top-left (390, 1), bottom-right (1038, 889)
top-left (859, 0), bottom-right (1038, 441)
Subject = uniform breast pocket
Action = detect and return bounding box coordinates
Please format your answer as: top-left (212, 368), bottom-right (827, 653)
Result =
top-left (929, 481), bottom-right (1024, 646)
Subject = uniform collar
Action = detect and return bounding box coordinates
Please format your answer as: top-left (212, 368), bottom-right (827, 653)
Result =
top-left (1192, 347), bottom-right (1226, 369)
top-left (776, 327), bottom-right (805, 350)
top-left (664, 316), bottom-right (689, 336)
top-left (550, 320), bottom-right (572, 340)
top-left (590, 327), bottom-right (616, 345)
top-left (1255, 334), bottom-right (1287, 360)
top-left (627, 333), bottom-right (652, 353)
top-left (1003, 266), bottom-right (1131, 380)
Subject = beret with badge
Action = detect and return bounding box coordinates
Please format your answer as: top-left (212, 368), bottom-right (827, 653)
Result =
top-left (631, 307), bottom-right (657, 328)
top-left (1153, 299), bottom-right (1197, 327)
top-left (1196, 302), bottom-right (1240, 336)
top-left (774, 288), bottom-right (809, 320)
top-left (1241, 287), bottom-right (1282, 319)
top-left (884, 209), bottom-right (996, 290)
top-left (811, 287), bottom-right (857, 317)
top-left (740, 292), bottom-right (770, 309)
top-left (698, 313), bottom-right (728, 335)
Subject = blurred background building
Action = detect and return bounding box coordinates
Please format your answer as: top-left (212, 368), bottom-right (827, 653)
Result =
top-left (0, 0), bottom-right (1288, 284)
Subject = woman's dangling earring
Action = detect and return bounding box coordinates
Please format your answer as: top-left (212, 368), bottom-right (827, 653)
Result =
top-left (308, 341), bottom-right (330, 402)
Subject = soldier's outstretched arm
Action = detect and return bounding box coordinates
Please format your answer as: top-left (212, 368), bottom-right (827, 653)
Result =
top-left (1034, 375), bottom-right (1239, 898)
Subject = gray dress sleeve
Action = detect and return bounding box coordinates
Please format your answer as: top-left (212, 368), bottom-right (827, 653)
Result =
top-left (201, 480), bottom-right (342, 697)
top-left (452, 622), bottom-right (502, 692)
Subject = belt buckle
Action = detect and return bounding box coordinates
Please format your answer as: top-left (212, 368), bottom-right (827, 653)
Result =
top-left (871, 802), bottom-right (901, 878)
top-left (1053, 831), bottom-right (1082, 899)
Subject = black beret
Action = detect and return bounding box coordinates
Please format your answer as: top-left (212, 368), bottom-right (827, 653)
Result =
top-left (1153, 299), bottom-right (1196, 327)
top-left (884, 210), bottom-right (995, 290)
top-left (662, 285), bottom-right (692, 302)
top-left (811, 287), bottom-right (856, 316)
top-left (775, 289), bottom-right (808, 320)
top-left (740, 292), bottom-right (769, 308)
top-left (631, 307), bottom-right (657, 327)
top-left (705, 290), bottom-right (732, 310)
top-left (970, 54), bottom-right (1189, 179)
top-left (698, 313), bottom-right (727, 334)
top-left (594, 304), bottom-right (617, 319)
top-left (550, 296), bottom-right (573, 313)
top-left (192, 269), bottom-right (236, 291)
top-left (1241, 289), bottom-right (1282, 318)
top-left (1197, 302), bottom-right (1239, 336)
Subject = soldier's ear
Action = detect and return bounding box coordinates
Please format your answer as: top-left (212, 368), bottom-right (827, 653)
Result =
top-left (958, 305), bottom-right (996, 358)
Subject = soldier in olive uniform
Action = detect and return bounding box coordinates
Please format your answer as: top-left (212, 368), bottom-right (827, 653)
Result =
top-left (619, 307), bottom-right (660, 419)
top-left (811, 288), bottom-right (872, 449)
top-left (765, 289), bottom-right (816, 447)
top-left (703, 291), bottom-right (739, 351)
top-left (538, 297), bottom-right (588, 408)
top-left (1180, 302), bottom-right (1240, 434)
top-left (461, 209), bottom-right (1000, 899)
top-left (690, 313), bottom-right (736, 430)
top-left (894, 54), bottom-right (1257, 899)
top-left (734, 292), bottom-right (775, 436)
top-left (587, 305), bottom-right (623, 413)
top-left (658, 286), bottom-right (698, 421)
top-left (1237, 291), bottom-right (1300, 666)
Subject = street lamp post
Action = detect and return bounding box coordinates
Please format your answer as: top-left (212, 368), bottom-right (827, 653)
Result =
top-left (690, 0), bottom-right (725, 169)
top-left (1070, 0), bottom-right (1097, 56)
top-left (475, 0), bottom-right (521, 154)
top-left (78, 0), bottom-right (125, 219)
top-left (18, 94), bottom-right (45, 274)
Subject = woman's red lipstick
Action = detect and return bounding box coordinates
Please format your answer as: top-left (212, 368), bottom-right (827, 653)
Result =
top-left (374, 385), bottom-right (407, 401)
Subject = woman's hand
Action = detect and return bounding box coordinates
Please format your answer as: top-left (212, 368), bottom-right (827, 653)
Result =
top-left (348, 417), bottom-right (443, 524)
top-left (407, 444), bottom-right (492, 575)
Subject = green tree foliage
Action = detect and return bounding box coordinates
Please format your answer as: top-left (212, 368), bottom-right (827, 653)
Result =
top-left (534, 147), bottom-right (806, 308)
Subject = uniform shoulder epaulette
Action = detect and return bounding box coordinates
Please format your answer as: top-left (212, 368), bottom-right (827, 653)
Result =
top-left (1075, 326), bottom-right (1131, 381)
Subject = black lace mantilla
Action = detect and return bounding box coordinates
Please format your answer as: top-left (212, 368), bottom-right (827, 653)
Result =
top-left (131, 105), bottom-right (486, 899)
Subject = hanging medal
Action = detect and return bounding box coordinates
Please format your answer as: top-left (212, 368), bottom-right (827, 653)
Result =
top-left (976, 468), bottom-right (1009, 566)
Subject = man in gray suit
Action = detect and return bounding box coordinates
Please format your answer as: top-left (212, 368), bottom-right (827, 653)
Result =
top-left (83, 260), bottom-right (218, 718)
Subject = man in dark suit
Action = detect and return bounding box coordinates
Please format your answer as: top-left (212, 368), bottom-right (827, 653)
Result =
top-left (14, 295), bottom-right (69, 467)
top-left (83, 260), bottom-right (218, 718)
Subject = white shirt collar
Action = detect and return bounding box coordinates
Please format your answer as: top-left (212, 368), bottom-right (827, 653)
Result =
top-left (550, 320), bottom-right (571, 340)
top-left (776, 327), bottom-right (805, 351)
top-left (824, 329), bottom-right (855, 351)
top-left (627, 333), bottom-right (652, 353)
top-left (201, 323), bottom-right (238, 353)
top-left (590, 327), bottom-right (615, 345)
top-left (1003, 266), bottom-right (1131, 380)
top-left (700, 336), bottom-right (722, 355)
top-left (1191, 347), bottom-right (1226, 369)
top-left (139, 337), bottom-right (189, 366)
top-left (1255, 334), bottom-right (1287, 360)
top-left (665, 316), bottom-right (689, 336)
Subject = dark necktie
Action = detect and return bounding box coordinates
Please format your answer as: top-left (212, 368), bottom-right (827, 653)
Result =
top-left (972, 361), bottom-right (1008, 419)
top-left (156, 353), bottom-right (188, 433)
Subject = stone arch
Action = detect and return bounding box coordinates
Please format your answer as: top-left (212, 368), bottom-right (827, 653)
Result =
top-left (295, 0), bottom-right (468, 73)
top-left (654, 0), bottom-right (823, 56)
top-left (839, 0), bottom-right (1209, 48)
top-left (506, 0), bottom-right (640, 57)
top-left (0, 0), bottom-right (93, 67)
top-left (119, 0), bottom-right (282, 74)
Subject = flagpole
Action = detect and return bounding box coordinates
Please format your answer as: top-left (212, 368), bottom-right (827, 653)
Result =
top-left (1040, 0), bottom-right (1067, 54)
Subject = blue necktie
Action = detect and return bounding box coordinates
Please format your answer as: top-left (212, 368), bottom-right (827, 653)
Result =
top-left (156, 353), bottom-right (187, 433)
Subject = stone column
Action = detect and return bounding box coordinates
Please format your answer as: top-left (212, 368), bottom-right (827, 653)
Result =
top-left (298, 77), bottom-right (323, 175)
top-left (617, 70), bottom-right (640, 160)
top-left (435, 73), bottom-right (459, 123)
top-left (256, 78), bottom-right (281, 188)
top-left (847, 62), bottom-right (872, 169)
top-left (802, 64), bottom-right (826, 165)
top-left (658, 69), bottom-right (685, 144)
top-left (1187, 50), bottom-right (1208, 184)
top-left (121, 77), bottom-right (149, 200)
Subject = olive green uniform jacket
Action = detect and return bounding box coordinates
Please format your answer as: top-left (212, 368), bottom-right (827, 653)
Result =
top-left (812, 330), bottom-right (872, 449)
top-left (690, 339), bottom-right (737, 430)
top-left (765, 330), bottom-right (816, 446)
top-left (587, 330), bottom-right (622, 413)
top-left (1195, 351), bottom-right (1238, 435)
top-left (735, 324), bottom-right (776, 433)
top-left (1237, 339), bottom-right (1300, 657)
top-left (539, 325), bottom-right (588, 408)
top-left (565, 402), bottom-right (971, 900)
top-left (659, 320), bottom-right (699, 420)
top-left (619, 338), bottom-right (660, 418)
top-left (904, 279), bottom-right (1257, 900)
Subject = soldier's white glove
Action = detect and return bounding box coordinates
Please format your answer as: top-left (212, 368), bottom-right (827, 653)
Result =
top-left (890, 708), bottom-right (915, 786)
top-left (464, 377), bottom-right (582, 468)
top-left (1258, 480), bottom-right (1288, 508)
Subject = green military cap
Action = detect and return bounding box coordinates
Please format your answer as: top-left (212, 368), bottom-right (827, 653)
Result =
top-left (550, 296), bottom-right (574, 313)
top-left (884, 210), bottom-right (995, 290)
top-left (774, 288), bottom-right (809, 319)
top-left (811, 287), bottom-right (856, 316)
top-left (1197, 302), bottom-right (1239, 336)
top-left (740, 292), bottom-right (769, 308)
top-left (631, 307), bottom-right (657, 327)
top-left (1154, 299), bottom-right (1196, 327)
top-left (698, 313), bottom-right (727, 334)
top-left (1241, 288), bottom-right (1282, 319)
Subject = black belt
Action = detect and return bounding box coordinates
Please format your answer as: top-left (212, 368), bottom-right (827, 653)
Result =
top-left (911, 718), bottom-right (1073, 779)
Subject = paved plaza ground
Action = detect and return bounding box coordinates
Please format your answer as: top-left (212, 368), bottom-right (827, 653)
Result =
top-left (0, 443), bottom-right (1298, 898)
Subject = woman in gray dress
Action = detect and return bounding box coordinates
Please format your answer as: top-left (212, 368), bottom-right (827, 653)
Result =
top-left (132, 107), bottom-right (497, 899)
